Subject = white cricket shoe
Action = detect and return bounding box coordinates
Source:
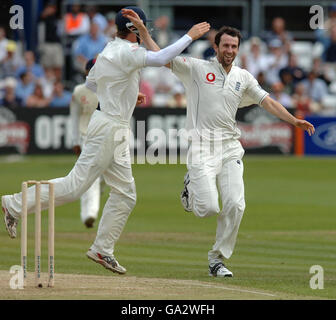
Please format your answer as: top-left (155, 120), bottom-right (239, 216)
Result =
top-left (86, 249), bottom-right (127, 274)
top-left (2, 196), bottom-right (18, 239)
top-left (180, 172), bottom-right (192, 212)
top-left (209, 262), bottom-right (233, 278)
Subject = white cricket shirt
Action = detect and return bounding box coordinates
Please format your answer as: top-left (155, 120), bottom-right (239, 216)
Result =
top-left (171, 56), bottom-right (269, 141)
top-left (86, 37), bottom-right (147, 121)
top-left (70, 83), bottom-right (99, 145)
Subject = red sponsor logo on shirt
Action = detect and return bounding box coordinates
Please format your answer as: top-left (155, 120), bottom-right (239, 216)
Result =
top-left (205, 72), bottom-right (215, 84)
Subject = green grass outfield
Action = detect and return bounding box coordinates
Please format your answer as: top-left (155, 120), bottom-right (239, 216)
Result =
top-left (0, 154), bottom-right (335, 299)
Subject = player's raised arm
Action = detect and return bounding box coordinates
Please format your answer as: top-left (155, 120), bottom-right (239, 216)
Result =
top-left (121, 8), bottom-right (210, 68)
top-left (261, 95), bottom-right (315, 136)
top-left (165, 22), bottom-right (211, 69)
top-left (122, 8), bottom-right (210, 58)
top-left (145, 22), bottom-right (210, 68)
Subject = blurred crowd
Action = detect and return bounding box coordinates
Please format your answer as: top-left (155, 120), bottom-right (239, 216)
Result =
top-left (237, 13), bottom-right (336, 116)
top-left (0, 1), bottom-right (336, 115)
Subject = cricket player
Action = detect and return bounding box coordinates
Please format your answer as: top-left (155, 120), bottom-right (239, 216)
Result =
top-left (2, 7), bottom-right (210, 274)
top-left (70, 59), bottom-right (101, 228)
top-left (166, 26), bottom-right (315, 278)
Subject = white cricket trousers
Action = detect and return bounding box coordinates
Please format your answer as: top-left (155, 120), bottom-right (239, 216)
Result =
top-left (186, 139), bottom-right (245, 262)
top-left (5, 110), bottom-right (136, 257)
top-left (80, 177), bottom-right (100, 223)
top-left (79, 134), bottom-right (100, 224)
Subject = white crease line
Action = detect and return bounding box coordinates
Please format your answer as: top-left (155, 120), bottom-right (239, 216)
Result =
top-left (185, 282), bottom-right (276, 297)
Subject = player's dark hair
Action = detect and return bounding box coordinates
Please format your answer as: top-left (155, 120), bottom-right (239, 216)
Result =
top-left (117, 29), bottom-right (132, 39)
top-left (215, 26), bottom-right (242, 47)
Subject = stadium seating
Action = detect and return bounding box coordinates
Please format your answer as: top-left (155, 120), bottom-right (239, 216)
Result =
top-left (290, 41), bottom-right (313, 71)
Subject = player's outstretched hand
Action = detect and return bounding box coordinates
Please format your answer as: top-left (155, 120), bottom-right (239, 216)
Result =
top-left (121, 9), bottom-right (145, 30)
top-left (187, 22), bottom-right (211, 41)
top-left (295, 119), bottom-right (315, 136)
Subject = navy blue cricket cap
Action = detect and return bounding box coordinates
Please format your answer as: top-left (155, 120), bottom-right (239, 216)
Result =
top-left (115, 6), bottom-right (150, 31)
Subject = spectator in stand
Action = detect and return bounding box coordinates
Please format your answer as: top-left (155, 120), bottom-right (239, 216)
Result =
top-left (141, 67), bottom-right (165, 106)
top-left (264, 38), bottom-right (288, 85)
top-left (300, 71), bottom-right (329, 104)
top-left (104, 11), bottom-right (117, 40)
top-left (73, 22), bottom-right (107, 71)
top-left (153, 15), bottom-right (179, 48)
top-left (324, 4), bottom-right (336, 32)
top-left (64, 3), bottom-right (90, 37)
top-left (279, 69), bottom-right (294, 95)
top-left (240, 36), bottom-right (268, 78)
top-left (257, 71), bottom-right (272, 93)
top-left (0, 26), bottom-right (8, 64)
top-left (1, 77), bottom-right (22, 109)
top-left (39, 0), bottom-right (64, 81)
top-left (25, 82), bottom-right (51, 108)
top-left (279, 53), bottom-right (305, 95)
top-left (86, 5), bottom-right (108, 33)
top-left (270, 81), bottom-right (293, 110)
top-left (311, 57), bottom-right (332, 85)
top-left (149, 67), bottom-right (179, 106)
top-left (315, 4), bottom-right (336, 49)
top-left (15, 72), bottom-right (35, 105)
top-left (0, 41), bottom-right (23, 79)
top-left (153, 16), bottom-right (170, 47)
top-left (324, 24), bottom-right (336, 62)
top-left (202, 29), bottom-right (217, 60)
top-left (138, 79), bottom-right (154, 107)
top-left (292, 82), bottom-right (319, 116)
top-left (167, 83), bottom-right (187, 108)
top-left (279, 53), bottom-right (305, 87)
top-left (15, 51), bottom-right (45, 80)
top-left (265, 17), bottom-right (293, 53)
top-left (50, 81), bottom-right (72, 107)
top-left (41, 68), bottom-right (57, 99)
